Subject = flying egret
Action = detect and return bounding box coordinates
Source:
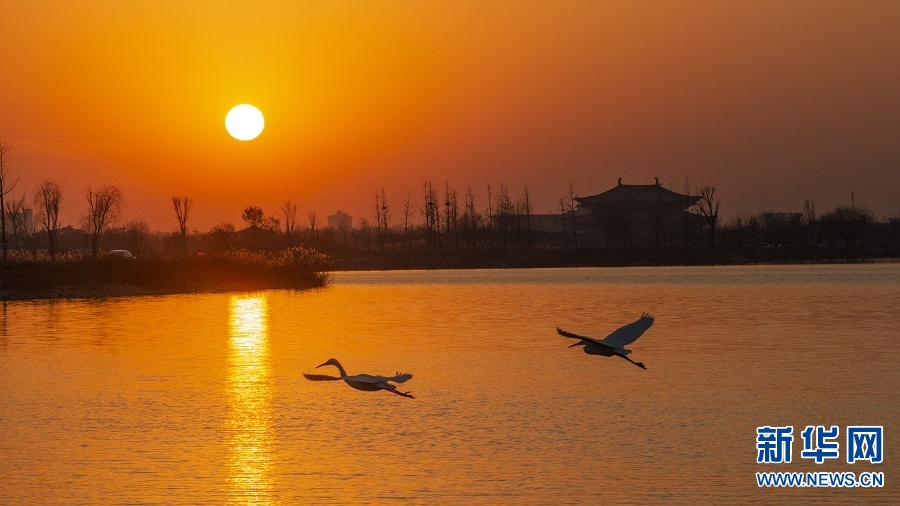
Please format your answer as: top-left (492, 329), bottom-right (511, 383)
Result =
top-left (304, 358), bottom-right (415, 398)
top-left (557, 313), bottom-right (654, 369)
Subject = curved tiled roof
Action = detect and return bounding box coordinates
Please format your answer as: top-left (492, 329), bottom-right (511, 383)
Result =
top-left (576, 182), bottom-right (699, 207)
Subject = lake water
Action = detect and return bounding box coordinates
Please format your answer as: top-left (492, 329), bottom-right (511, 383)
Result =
top-left (1, 265), bottom-right (898, 504)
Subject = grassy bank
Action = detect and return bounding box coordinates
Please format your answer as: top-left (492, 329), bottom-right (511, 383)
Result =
top-left (0, 247), bottom-right (334, 300)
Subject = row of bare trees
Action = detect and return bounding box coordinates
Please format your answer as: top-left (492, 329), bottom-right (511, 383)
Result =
top-left (348, 180), bottom-right (539, 253)
top-left (198, 182), bottom-right (542, 255)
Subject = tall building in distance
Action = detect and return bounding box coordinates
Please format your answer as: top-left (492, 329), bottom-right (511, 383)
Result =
top-left (327, 210), bottom-right (352, 230)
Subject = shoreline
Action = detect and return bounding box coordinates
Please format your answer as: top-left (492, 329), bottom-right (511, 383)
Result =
top-left (0, 282), bottom-right (304, 302)
top-left (328, 254), bottom-right (899, 272)
top-left (3, 257), bottom-right (895, 302)
top-left (0, 250), bottom-right (333, 302)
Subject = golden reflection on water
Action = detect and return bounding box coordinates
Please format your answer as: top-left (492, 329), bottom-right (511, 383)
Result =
top-left (227, 295), bottom-right (276, 504)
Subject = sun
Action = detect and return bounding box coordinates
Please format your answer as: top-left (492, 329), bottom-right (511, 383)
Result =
top-left (225, 104), bottom-right (265, 141)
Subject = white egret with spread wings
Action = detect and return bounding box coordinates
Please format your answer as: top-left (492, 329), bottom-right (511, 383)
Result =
top-left (304, 358), bottom-right (415, 398)
top-left (557, 313), bottom-right (654, 369)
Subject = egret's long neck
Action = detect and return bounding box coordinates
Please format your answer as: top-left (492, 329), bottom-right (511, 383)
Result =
top-left (331, 361), bottom-right (348, 377)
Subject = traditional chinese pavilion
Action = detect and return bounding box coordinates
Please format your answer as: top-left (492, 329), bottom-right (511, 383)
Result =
top-left (575, 178), bottom-right (701, 247)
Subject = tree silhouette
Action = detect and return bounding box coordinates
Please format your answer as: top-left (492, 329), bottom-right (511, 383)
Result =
top-left (84, 185), bottom-right (125, 258)
top-left (826, 205), bottom-right (874, 260)
top-left (172, 196), bottom-right (194, 254)
top-left (0, 139), bottom-right (19, 262)
top-left (803, 199), bottom-right (819, 248)
top-left (462, 187), bottom-right (480, 249)
top-left (443, 181), bottom-right (458, 248)
top-left (401, 192), bottom-right (413, 247)
top-left (373, 188), bottom-right (390, 248)
top-left (697, 186), bottom-right (720, 248)
top-left (35, 180), bottom-right (63, 261)
top-left (281, 200), bottom-right (298, 246)
top-left (308, 211), bottom-right (318, 239)
top-left (420, 181), bottom-right (438, 249)
top-left (241, 206), bottom-right (265, 228)
top-left (484, 184), bottom-right (494, 248)
top-left (4, 193), bottom-right (30, 253)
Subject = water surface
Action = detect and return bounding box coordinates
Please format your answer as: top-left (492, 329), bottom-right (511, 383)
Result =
top-left (1, 265), bottom-right (898, 504)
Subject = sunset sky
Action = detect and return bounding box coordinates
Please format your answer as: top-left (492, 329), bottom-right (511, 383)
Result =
top-left (2, 1), bottom-right (898, 230)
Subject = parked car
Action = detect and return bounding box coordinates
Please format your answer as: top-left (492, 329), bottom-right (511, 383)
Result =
top-left (105, 249), bottom-right (134, 259)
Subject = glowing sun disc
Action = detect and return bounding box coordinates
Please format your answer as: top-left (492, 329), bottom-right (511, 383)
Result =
top-left (225, 104), bottom-right (265, 141)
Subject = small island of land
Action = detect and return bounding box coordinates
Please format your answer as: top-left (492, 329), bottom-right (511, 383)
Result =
top-left (0, 247), bottom-right (333, 301)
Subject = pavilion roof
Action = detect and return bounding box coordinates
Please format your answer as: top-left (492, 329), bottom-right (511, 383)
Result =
top-left (576, 180), bottom-right (700, 207)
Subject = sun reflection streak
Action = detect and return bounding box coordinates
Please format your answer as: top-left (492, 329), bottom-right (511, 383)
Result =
top-left (227, 295), bottom-right (276, 504)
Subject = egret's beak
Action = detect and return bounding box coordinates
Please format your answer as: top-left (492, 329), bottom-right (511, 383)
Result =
top-left (316, 362), bottom-right (328, 368)
top-left (568, 342), bottom-right (582, 348)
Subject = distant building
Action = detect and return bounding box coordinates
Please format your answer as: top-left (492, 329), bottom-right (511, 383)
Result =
top-left (528, 207), bottom-right (594, 234)
top-left (575, 178), bottom-right (701, 247)
top-left (327, 210), bottom-right (352, 230)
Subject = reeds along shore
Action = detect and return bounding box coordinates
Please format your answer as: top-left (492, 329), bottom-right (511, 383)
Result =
top-left (0, 247), bottom-right (335, 300)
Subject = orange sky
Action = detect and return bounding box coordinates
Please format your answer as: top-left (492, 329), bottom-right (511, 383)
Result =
top-left (2, 1), bottom-right (899, 230)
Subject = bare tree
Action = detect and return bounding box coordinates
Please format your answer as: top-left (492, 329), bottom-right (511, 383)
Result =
top-left (380, 188), bottom-right (391, 239)
top-left (308, 211), bottom-right (318, 239)
top-left (0, 139), bottom-right (19, 262)
top-left (35, 180), bottom-right (63, 260)
top-left (172, 196), bottom-right (194, 255)
top-left (443, 181), bottom-right (459, 247)
top-left (373, 190), bottom-right (383, 242)
top-left (803, 199), bottom-right (818, 247)
top-left (495, 183), bottom-right (513, 248)
top-left (696, 186), bottom-right (720, 248)
top-left (356, 217), bottom-right (372, 252)
top-left (420, 181), bottom-right (438, 249)
top-left (566, 184), bottom-right (579, 249)
top-left (402, 192), bottom-right (413, 247)
top-left (558, 196), bottom-right (570, 248)
top-left (281, 200), bottom-right (298, 246)
top-left (4, 193), bottom-right (29, 253)
top-left (462, 186), bottom-right (480, 249)
top-left (373, 188), bottom-right (391, 248)
top-left (484, 184), bottom-right (494, 248)
top-left (84, 185), bottom-right (126, 258)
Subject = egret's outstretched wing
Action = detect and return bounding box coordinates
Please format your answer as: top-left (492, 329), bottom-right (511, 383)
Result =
top-left (369, 372), bottom-right (413, 384)
top-left (557, 327), bottom-right (605, 346)
top-left (303, 373), bottom-right (342, 381)
top-left (602, 313), bottom-right (654, 347)
top-left (389, 372), bottom-right (413, 383)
